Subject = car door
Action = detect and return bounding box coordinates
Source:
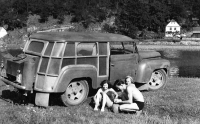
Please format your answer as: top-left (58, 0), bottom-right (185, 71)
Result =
top-left (109, 42), bottom-right (138, 83)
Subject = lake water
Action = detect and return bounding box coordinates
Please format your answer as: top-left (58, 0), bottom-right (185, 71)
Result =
top-left (0, 48), bottom-right (200, 78)
top-left (158, 50), bottom-right (200, 78)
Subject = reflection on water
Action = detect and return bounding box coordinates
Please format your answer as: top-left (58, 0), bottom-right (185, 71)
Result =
top-left (169, 66), bottom-right (179, 77)
top-left (162, 50), bottom-right (181, 59)
top-left (161, 50), bottom-right (181, 77)
top-left (158, 50), bottom-right (200, 78)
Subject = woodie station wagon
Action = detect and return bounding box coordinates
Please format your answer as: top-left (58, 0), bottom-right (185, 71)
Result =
top-left (0, 32), bottom-right (170, 107)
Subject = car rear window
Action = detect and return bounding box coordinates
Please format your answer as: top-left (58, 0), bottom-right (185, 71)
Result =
top-left (27, 41), bottom-right (44, 53)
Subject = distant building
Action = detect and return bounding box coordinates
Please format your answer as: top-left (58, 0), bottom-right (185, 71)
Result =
top-left (192, 17), bottom-right (199, 27)
top-left (0, 27), bottom-right (7, 38)
top-left (165, 19), bottom-right (181, 37)
top-left (191, 27), bottom-right (200, 38)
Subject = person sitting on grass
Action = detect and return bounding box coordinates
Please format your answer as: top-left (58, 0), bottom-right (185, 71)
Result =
top-left (125, 76), bottom-right (134, 85)
top-left (93, 80), bottom-right (118, 112)
top-left (116, 76), bottom-right (134, 101)
top-left (113, 79), bottom-right (144, 113)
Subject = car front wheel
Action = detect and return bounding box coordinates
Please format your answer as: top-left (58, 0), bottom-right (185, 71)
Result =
top-left (61, 80), bottom-right (89, 106)
top-left (148, 69), bottom-right (167, 90)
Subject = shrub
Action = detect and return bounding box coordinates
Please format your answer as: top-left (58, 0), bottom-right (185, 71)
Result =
top-left (1, 28), bottom-right (27, 47)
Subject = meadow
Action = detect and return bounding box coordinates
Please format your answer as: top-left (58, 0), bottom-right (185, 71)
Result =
top-left (0, 77), bottom-right (199, 124)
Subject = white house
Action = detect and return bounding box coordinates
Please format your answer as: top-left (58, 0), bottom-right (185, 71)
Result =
top-left (0, 27), bottom-right (7, 38)
top-left (165, 19), bottom-right (181, 37)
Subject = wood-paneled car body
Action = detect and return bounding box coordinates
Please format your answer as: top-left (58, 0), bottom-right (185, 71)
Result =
top-left (0, 32), bottom-right (170, 107)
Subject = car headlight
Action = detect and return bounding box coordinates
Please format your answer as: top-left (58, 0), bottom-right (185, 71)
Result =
top-left (0, 60), bottom-right (6, 77)
top-left (16, 70), bottom-right (22, 84)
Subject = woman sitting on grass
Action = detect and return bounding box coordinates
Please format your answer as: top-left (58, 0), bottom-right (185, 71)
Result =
top-left (125, 76), bottom-right (134, 85)
top-left (93, 80), bottom-right (118, 112)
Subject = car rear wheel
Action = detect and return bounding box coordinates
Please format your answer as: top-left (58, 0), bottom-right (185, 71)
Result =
top-left (148, 69), bottom-right (167, 90)
top-left (61, 80), bottom-right (89, 106)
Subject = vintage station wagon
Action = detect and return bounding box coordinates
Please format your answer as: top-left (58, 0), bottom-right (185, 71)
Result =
top-left (0, 32), bottom-right (170, 107)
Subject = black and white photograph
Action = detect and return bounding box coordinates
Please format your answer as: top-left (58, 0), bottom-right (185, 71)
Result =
top-left (0, 0), bottom-right (199, 123)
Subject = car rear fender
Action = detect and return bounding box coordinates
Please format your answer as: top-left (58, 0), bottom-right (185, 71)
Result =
top-left (54, 65), bottom-right (97, 92)
top-left (136, 59), bottom-right (170, 84)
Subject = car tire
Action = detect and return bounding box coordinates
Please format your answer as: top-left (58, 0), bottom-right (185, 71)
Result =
top-left (148, 69), bottom-right (167, 90)
top-left (61, 80), bottom-right (89, 106)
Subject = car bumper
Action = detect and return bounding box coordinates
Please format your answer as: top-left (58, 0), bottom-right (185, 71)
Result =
top-left (0, 76), bottom-right (26, 90)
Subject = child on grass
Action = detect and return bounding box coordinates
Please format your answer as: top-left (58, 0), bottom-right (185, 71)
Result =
top-left (93, 80), bottom-right (118, 112)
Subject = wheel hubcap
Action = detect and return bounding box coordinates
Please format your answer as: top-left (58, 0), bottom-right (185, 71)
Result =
top-left (66, 82), bottom-right (85, 102)
top-left (149, 71), bottom-right (163, 88)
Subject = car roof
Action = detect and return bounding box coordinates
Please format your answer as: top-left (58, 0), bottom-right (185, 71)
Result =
top-left (30, 32), bottom-right (134, 42)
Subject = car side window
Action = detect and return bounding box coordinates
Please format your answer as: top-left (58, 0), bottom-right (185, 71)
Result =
top-left (27, 41), bottom-right (44, 53)
top-left (77, 43), bottom-right (97, 56)
top-left (63, 42), bottom-right (75, 56)
top-left (51, 42), bottom-right (65, 57)
top-left (110, 42), bottom-right (134, 55)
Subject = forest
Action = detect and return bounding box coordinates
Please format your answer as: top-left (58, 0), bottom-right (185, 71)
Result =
top-left (0, 0), bottom-right (200, 38)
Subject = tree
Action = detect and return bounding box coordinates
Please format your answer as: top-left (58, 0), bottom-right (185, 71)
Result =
top-left (168, 0), bottom-right (187, 23)
top-left (115, 0), bottom-right (151, 38)
top-left (148, 0), bottom-right (170, 32)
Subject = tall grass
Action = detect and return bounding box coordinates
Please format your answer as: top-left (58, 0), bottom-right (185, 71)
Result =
top-left (0, 77), bottom-right (200, 124)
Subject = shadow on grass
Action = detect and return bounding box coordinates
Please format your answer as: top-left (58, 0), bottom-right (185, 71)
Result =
top-left (0, 89), bottom-right (35, 105)
top-left (49, 87), bottom-right (97, 107)
top-left (0, 84), bottom-right (98, 109)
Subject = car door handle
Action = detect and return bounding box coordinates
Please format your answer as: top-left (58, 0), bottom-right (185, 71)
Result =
top-left (111, 63), bottom-right (115, 66)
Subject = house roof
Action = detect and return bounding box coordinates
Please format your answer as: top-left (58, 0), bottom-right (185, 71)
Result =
top-left (0, 27), bottom-right (6, 32)
top-left (166, 20), bottom-right (180, 27)
top-left (0, 27), bottom-right (7, 38)
top-left (192, 18), bottom-right (199, 21)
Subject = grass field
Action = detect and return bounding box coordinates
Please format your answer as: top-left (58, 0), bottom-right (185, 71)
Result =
top-left (0, 77), bottom-right (200, 124)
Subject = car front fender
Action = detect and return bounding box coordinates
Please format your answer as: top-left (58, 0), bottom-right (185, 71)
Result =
top-left (136, 59), bottom-right (170, 84)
